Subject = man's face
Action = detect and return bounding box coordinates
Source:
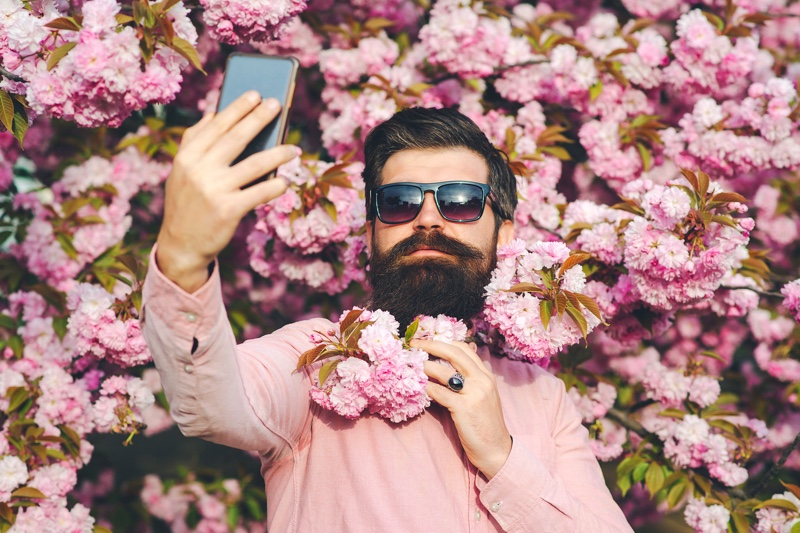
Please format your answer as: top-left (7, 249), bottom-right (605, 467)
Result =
top-left (366, 147), bottom-right (514, 329)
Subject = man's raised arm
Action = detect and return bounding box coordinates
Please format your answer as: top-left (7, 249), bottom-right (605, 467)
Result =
top-left (141, 91), bottom-right (306, 454)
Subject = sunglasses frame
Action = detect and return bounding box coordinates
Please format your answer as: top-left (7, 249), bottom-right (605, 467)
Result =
top-left (372, 180), bottom-right (492, 224)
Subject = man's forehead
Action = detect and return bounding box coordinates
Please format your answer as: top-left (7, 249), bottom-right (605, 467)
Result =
top-left (380, 147), bottom-right (489, 185)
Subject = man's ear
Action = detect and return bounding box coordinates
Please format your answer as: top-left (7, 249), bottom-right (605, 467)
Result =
top-left (365, 220), bottom-right (374, 256)
top-left (497, 220), bottom-right (514, 247)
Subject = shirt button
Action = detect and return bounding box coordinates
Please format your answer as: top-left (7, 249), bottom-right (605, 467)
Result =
top-left (475, 509), bottom-right (481, 521)
top-left (184, 312), bottom-right (197, 322)
top-left (184, 364), bottom-right (195, 374)
top-left (490, 501), bottom-right (502, 513)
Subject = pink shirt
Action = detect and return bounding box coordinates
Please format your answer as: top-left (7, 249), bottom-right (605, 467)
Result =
top-left (142, 250), bottom-right (633, 533)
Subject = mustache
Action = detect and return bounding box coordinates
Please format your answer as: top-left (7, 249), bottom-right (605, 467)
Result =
top-left (379, 231), bottom-right (485, 263)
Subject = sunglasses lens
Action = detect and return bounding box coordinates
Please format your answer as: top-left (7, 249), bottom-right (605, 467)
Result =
top-left (437, 183), bottom-right (485, 221)
top-left (376, 185), bottom-right (423, 224)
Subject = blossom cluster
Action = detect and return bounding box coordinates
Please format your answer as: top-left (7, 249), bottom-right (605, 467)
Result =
top-left (247, 157), bottom-right (367, 294)
top-left (483, 239), bottom-right (603, 364)
top-left (12, 147), bottom-right (170, 292)
top-left (1, 0), bottom-right (197, 128)
top-left (303, 309), bottom-right (466, 423)
top-left (141, 473), bottom-right (266, 532)
top-left (200, 0), bottom-right (306, 44)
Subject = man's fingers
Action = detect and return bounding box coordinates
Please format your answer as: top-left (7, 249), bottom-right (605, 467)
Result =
top-left (229, 144), bottom-right (298, 191)
top-left (450, 340), bottom-right (492, 377)
top-left (206, 98), bottom-right (282, 164)
top-left (411, 339), bottom-right (481, 377)
top-left (236, 175), bottom-right (290, 215)
top-left (424, 360), bottom-right (459, 385)
top-left (187, 91), bottom-right (263, 154)
top-left (426, 381), bottom-right (459, 409)
top-left (181, 112), bottom-right (215, 144)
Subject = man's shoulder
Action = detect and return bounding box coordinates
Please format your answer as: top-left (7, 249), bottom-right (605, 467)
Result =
top-left (240, 317), bottom-right (336, 352)
top-left (486, 349), bottom-right (566, 393)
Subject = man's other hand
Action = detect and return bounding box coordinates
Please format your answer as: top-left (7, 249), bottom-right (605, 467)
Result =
top-left (156, 91), bottom-right (299, 293)
top-left (414, 339), bottom-right (513, 480)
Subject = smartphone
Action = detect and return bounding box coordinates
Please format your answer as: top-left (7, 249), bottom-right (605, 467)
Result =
top-left (216, 53), bottom-right (299, 186)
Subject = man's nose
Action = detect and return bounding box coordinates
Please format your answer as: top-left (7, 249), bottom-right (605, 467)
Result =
top-left (413, 191), bottom-right (444, 230)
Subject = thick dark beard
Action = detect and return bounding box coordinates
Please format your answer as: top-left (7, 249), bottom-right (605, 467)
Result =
top-left (367, 230), bottom-right (497, 331)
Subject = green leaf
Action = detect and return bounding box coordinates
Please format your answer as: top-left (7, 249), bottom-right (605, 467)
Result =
top-left (589, 79), bottom-right (603, 101)
top-left (617, 472), bottom-right (632, 497)
top-left (404, 317), bottom-right (420, 345)
top-left (540, 299), bottom-right (553, 330)
top-left (636, 142), bottom-right (652, 171)
top-left (632, 461), bottom-right (648, 483)
top-left (539, 145), bottom-right (571, 161)
top-left (55, 233), bottom-right (79, 260)
top-left (318, 359), bottom-right (340, 385)
top-left (169, 37), bottom-right (206, 73)
top-left (565, 304), bottom-right (588, 339)
top-left (226, 505), bottom-right (240, 530)
top-left (0, 314), bottom-right (16, 330)
top-left (46, 41), bottom-right (77, 71)
top-left (698, 350), bottom-right (726, 363)
top-left (667, 479), bottom-right (687, 509)
top-left (7, 388), bottom-right (28, 413)
top-left (791, 522), bottom-right (800, 533)
top-left (645, 462), bottom-right (665, 497)
top-left (94, 526), bottom-right (113, 533)
top-left (7, 335), bottom-right (22, 358)
top-left (319, 197), bottom-right (338, 223)
top-left (0, 91), bottom-right (14, 134)
top-left (754, 498), bottom-right (799, 512)
top-left (731, 510), bottom-right (749, 533)
top-left (659, 408), bottom-right (685, 419)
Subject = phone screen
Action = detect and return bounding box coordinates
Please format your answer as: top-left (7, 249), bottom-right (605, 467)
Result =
top-left (217, 54), bottom-right (299, 180)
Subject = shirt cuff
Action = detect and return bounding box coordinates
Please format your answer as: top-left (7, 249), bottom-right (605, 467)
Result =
top-left (142, 244), bottom-right (223, 344)
top-left (476, 434), bottom-right (554, 529)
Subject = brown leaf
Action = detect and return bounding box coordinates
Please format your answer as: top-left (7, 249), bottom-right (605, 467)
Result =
top-left (574, 293), bottom-right (606, 324)
top-left (44, 16), bottom-right (81, 31)
top-left (710, 192), bottom-right (747, 204)
top-left (565, 304), bottom-right (588, 339)
top-left (340, 308), bottom-right (365, 332)
top-left (296, 344), bottom-right (326, 371)
top-left (558, 252), bottom-right (591, 277)
top-left (505, 282), bottom-right (545, 294)
top-left (697, 170), bottom-right (710, 197)
top-left (555, 292), bottom-right (567, 317)
top-left (680, 168), bottom-right (700, 192)
top-left (11, 487), bottom-right (46, 499)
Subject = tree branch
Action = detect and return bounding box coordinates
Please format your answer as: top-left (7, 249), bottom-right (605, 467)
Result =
top-left (0, 67), bottom-right (24, 83)
top-left (719, 285), bottom-right (783, 299)
top-left (746, 430), bottom-right (800, 498)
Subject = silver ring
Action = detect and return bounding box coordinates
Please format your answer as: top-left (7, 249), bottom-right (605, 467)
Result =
top-left (447, 372), bottom-right (465, 392)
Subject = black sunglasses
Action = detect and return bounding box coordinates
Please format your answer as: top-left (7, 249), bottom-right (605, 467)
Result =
top-left (371, 180), bottom-right (492, 224)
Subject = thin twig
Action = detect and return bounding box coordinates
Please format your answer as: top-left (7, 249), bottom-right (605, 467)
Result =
top-left (719, 285), bottom-right (783, 298)
top-left (0, 67), bottom-right (24, 83)
top-left (747, 430), bottom-right (800, 498)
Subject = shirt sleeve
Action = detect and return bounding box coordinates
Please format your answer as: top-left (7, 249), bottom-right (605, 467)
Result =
top-left (140, 246), bottom-right (328, 458)
top-left (476, 377), bottom-right (633, 533)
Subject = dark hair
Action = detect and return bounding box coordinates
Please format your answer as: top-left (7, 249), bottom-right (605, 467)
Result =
top-left (362, 107), bottom-right (517, 226)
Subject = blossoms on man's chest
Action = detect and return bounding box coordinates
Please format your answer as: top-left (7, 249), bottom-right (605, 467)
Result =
top-left (301, 309), bottom-right (467, 423)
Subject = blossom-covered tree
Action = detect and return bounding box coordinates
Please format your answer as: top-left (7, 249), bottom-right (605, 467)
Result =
top-left (3, 0), bottom-right (800, 531)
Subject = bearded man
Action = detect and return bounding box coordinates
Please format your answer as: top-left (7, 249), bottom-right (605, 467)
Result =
top-left (142, 93), bottom-right (633, 532)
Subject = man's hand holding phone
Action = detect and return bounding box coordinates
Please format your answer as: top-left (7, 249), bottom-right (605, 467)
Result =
top-left (155, 92), bottom-right (299, 293)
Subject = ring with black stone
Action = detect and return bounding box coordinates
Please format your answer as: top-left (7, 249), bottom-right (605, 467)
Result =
top-left (447, 372), bottom-right (465, 392)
